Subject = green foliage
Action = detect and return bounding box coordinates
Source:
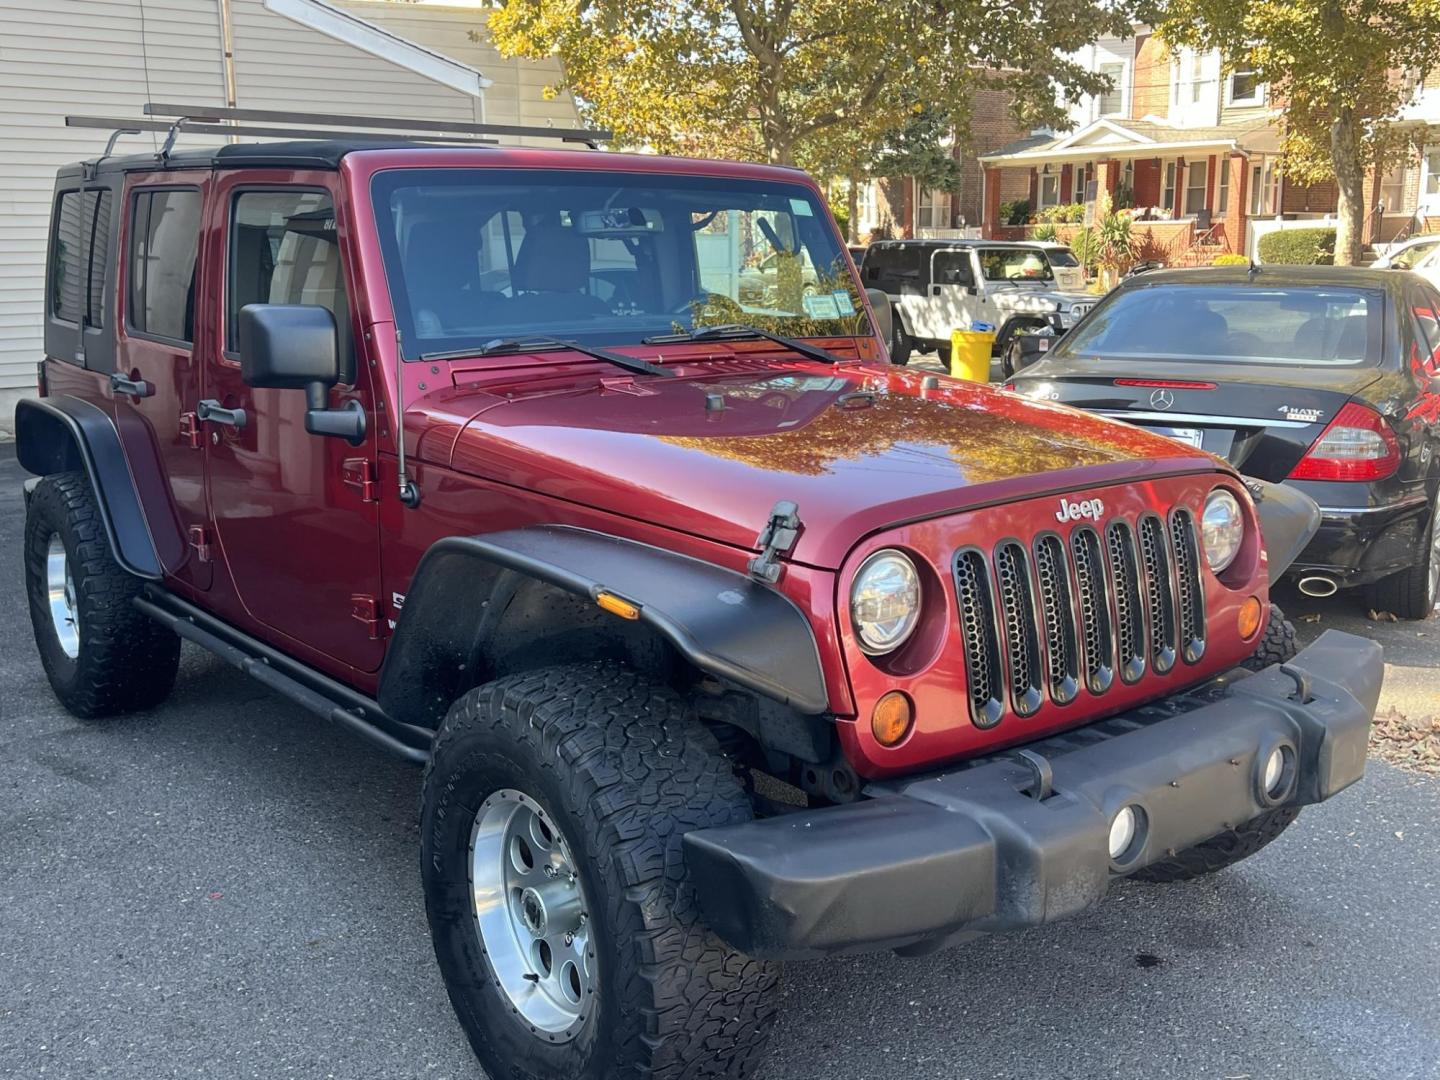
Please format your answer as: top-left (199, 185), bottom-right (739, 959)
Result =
top-left (1257, 227), bottom-right (1336, 265)
top-left (1038, 203), bottom-right (1086, 224)
top-left (866, 107), bottom-right (963, 194)
top-left (1096, 211), bottom-right (1134, 270)
top-left (1111, 183), bottom-right (1135, 210)
top-left (1211, 253), bottom-right (1251, 266)
top-left (488, 0), bottom-right (1145, 168)
top-left (1000, 199), bottom-right (1031, 226)
top-left (829, 201), bottom-right (851, 244)
top-left (1032, 222), bottom-right (1059, 242)
top-left (1070, 227), bottom-right (1100, 270)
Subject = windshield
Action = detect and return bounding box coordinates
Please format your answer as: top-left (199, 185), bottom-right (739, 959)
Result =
top-left (1056, 284), bottom-right (1383, 367)
top-left (370, 168), bottom-right (867, 360)
top-left (978, 247), bottom-right (1053, 283)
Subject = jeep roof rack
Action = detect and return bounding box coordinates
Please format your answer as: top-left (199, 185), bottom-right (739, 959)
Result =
top-left (64, 101), bottom-right (613, 170)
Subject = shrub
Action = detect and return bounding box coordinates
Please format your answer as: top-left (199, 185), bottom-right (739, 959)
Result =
top-left (1257, 227), bottom-right (1336, 265)
top-left (1032, 222), bottom-right (1059, 242)
top-left (1070, 226), bottom-right (1100, 269)
top-left (1111, 183), bottom-right (1135, 210)
top-left (1061, 202), bottom-right (1087, 223)
top-left (1000, 199), bottom-right (1031, 226)
top-left (1212, 253), bottom-right (1250, 266)
top-left (1096, 211), bottom-right (1134, 271)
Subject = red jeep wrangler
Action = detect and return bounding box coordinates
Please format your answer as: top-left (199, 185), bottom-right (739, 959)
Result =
top-left (19, 107), bottom-right (1380, 1080)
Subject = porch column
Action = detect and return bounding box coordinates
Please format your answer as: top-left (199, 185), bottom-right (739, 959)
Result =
top-left (1027, 168), bottom-right (1038, 210)
top-left (1098, 159), bottom-right (1119, 200)
top-left (1224, 153), bottom-right (1249, 256)
top-left (1205, 155), bottom-right (1217, 211)
top-left (982, 167), bottom-right (1003, 239)
top-left (1174, 158), bottom-right (1187, 215)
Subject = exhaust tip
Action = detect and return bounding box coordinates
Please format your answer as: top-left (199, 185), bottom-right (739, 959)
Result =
top-left (1297, 575), bottom-right (1339, 598)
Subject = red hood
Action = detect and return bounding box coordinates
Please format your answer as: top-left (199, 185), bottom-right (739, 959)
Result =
top-left (419, 363), bottom-right (1219, 568)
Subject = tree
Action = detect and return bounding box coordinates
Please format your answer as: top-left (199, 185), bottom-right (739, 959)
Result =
top-left (487, 0), bottom-right (1140, 171)
top-left (1157, 0), bottom-right (1440, 265)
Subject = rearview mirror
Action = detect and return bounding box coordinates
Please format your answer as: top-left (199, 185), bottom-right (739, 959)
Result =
top-left (238, 304), bottom-right (365, 444)
top-left (865, 287), bottom-right (893, 348)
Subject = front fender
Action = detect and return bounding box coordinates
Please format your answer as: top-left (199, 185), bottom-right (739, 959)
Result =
top-left (1250, 479), bottom-right (1322, 579)
top-left (378, 526), bottom-right (830, 728)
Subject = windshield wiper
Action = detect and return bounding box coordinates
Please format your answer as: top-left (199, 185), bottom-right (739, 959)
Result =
top-left (643, 324), bottom-right (845, 366)
top-left (419, 337), bottom-right (675, 378)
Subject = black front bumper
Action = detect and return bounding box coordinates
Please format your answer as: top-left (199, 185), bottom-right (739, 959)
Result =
top-left (684, 630), bottom-right (1382, 960)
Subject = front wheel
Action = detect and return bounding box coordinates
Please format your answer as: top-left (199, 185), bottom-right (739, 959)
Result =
top-left (422, 664), bottom-right (779, 1080)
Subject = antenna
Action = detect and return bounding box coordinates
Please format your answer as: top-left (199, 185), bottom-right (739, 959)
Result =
top-left (394, 329), bottom-right (421, 509)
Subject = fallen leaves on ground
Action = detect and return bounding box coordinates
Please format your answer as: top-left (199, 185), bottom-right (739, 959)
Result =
top-left (1371, 707), bottom-right (1440, 774)
top-left (1367, 609), bottom-right (1400, 623)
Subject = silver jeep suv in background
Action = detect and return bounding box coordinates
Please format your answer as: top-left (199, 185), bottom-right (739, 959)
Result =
top-left (861, 239), bottom-right (1094, 366)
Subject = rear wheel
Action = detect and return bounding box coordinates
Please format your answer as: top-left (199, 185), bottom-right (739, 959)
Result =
top-left (890, 321), bottom-right (913, 366)
top-left (24, 472), bottom-right (180, 718)
top-left (1365, 487), bottom-right (1440, 620)
top-left (422, 664), bottom-right (779, 1080)
top-left (935, 342), bottom-right (952, 369)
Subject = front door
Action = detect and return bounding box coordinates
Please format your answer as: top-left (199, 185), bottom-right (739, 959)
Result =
top-left (112, 174), bottom-right (212, 591)
top-left (920, 248), bottom-right (977, 340)
top-left (202, 176), bottom-right (384, 673)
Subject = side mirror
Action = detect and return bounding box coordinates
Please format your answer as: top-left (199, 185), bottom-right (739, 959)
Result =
top-left (865, 287), bottom-right (893, 347)
top-left (238, 304), bottom-right (365, 445)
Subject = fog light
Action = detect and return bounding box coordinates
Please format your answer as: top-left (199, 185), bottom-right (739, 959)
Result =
top-left (871, 691), bottom-right (914, 747)
top-left (1108, 806), bottom-right (1139, 860)
top-left (1263, 746), bottom-right (1289, 796)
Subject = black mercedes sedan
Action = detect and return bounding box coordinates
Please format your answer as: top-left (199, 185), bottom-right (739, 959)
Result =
top-left (1008, 266), bottom-right (1440, 619)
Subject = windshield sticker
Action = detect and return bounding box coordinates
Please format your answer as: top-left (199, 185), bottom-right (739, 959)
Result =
top-left (832, 291), bottom-right (856, 315)
top-left (789, 198), bottom-right (814, 217)
top-left (803, 292), bottom-right (842, 319)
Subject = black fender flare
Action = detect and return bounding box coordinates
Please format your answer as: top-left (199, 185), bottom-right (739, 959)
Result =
top-left (1249, 478), bottom-right (1322, 579)
top-left (15, 395), bottom-right (162, 579)
top-left (377, 526), bottom-right (830, 728)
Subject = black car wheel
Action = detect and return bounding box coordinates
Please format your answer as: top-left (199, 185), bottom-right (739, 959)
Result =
top-left (1366, 487), bottom-right (1440, 620)
top-left (890, 321), bottom-right (912, 366)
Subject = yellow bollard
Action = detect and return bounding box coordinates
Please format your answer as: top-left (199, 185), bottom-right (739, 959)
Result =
top-left (949, 326), bottom-right (995, 382)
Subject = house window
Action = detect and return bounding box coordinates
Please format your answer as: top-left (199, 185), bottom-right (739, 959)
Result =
top-left (1038, 168), bottom-right (1061, 208)
top-left (916, 186), bottom-right (948, 229)
top-left (1185, 160), bottom-right (1209, 215)
top-left (1074, 163), bottom-right (1090, 204)
top-left (1099, 62), bottom-right (1124, 116)
top-left (1217, 156), bottom-right (1230, 213)
top-left (1380, 165), bottom-right (1405, 213)
top-left (1162, 162), bottom-right (1177, 211)
top-left (1229, 68), bottom-right (1262, 105)
top-left (1249, 160), bottom-right (1279, 215)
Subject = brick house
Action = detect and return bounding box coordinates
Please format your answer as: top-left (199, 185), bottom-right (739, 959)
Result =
top-left (853, 89), bottom-right (1031, 241)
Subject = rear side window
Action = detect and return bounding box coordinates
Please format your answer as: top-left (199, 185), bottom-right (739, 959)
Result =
top-left (863, 244), bottom-right (921, 289)
top-left (129, 189), bottom-right (202, 343)
top-left (228, 189), bottom-right (350, 373)
top-left (49, 189), bottom-right (112, 327)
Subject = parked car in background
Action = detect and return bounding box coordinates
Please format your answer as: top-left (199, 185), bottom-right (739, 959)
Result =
top-left (1406, 242), bottom-right (1440, 292)
top-left (861, 239), bottom-right (1096, 366)
top-left (848, 243), bottom-right (867, 265)
top-left (1370, 234), bottom-right (1440, 270)
top-left (1009, 266), bottom-right (1440, 618)
top-left (1036, 241), bottom-right (1086, 291)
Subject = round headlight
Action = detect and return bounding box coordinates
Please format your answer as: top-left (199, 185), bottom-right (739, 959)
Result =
top-left (1201, 489), bottom-right (1245, 573)
top-left (850, 550), bottom-right (921, 654)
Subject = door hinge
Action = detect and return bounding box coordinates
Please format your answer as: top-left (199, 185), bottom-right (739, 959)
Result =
top-left (342, 457), bottom-right (379, 502)
top-left (351, 594), bottom-right (383, 639)
top-left (188, 525), bottom-right (212, 563)
top-left (748, 500), bottom-right (801, 583)
top-left (179, 411), bottom-right (201, 450)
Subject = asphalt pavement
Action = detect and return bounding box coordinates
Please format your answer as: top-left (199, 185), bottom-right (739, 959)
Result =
top-left (2, 443), bottom-right (1438, 1080)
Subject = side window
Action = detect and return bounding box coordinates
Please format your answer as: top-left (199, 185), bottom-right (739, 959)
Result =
top-left (932, 250), bottom-right (974, 287)
top-left (129, 189), bottom-right (202, 343)
top-left (229, 189), bottom-right (351, 377)
top-left (50, 191), bottom-right (84, 323)
top-left (1412, 288), bottom-right (1440, 378)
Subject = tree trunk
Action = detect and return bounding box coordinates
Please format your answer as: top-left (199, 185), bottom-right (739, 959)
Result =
top-left (847, 170), bottom-right (861, 243)
top-left (1331, 108), bottom-right (1365, 266)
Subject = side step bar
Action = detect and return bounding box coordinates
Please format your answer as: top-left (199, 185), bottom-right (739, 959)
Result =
top-left (134, 587), bottom-right (432, 765)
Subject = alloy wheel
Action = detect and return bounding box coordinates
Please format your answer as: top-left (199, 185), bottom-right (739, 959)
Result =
top-left (468, 789), bottom-right (596, 1041)
top-left (45, 534), bottom-right (80, 659)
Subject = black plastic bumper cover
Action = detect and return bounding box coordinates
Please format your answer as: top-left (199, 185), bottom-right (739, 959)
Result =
top-left (684, 630), bottom-right (1381, 960)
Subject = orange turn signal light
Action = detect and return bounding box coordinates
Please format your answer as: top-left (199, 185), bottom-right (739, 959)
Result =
top-left (596, 591), bottom-right (641, 620)
top-left (1238, 596), bottom-right (1264, 640)
top-left (872, 691), bottom-right (914, 747)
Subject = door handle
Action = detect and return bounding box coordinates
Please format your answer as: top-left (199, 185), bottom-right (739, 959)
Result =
top-left (110, 372), bottom-right (152, 398)
top-left (197, 399), bottom-right (247, 430)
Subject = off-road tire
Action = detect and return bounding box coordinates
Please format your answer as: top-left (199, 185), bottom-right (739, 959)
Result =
top-left (1364, 489), bottom-right (1439, 621)
top-left (422, 663), bottom-right (779, 1080)
top-left (24, 471), bottom-right (180, 718)
top-left (1130, 806), bottom-right (1301, 883)
top-left (1240, 604), bottom-right (1298, 671)
top-left (890, 321), bottom-right (912, 366)
top-left (935, 342), bottom-right (952, 369)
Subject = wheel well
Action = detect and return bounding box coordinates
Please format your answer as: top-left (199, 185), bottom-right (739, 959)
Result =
top-left (15, 403), bottom-right (84, 478)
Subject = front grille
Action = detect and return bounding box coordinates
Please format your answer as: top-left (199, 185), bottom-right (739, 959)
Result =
top-left (952, 506), bottom-right (1206, 728)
